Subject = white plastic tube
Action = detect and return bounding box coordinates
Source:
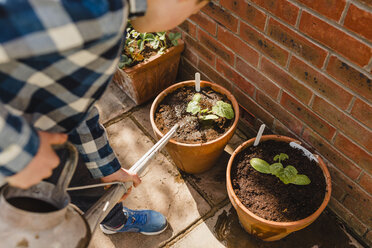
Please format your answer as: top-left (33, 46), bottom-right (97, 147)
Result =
top-left (253, 124), bottom-right (266, 146)
top-left (195, 72), bottom-right (200, 92)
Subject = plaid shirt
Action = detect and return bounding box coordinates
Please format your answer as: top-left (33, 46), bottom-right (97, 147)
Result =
top-left (0, 0), bottom-right (147, 186)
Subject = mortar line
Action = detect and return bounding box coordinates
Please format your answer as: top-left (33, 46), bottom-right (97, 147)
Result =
top-left (339, 1), bottom-right (351, 25)
top-left (299, 125), bottom-right (305, 136)
top-left (277, 88), bottom-right (283, 103)
top-left (285, 53), bottom-right (292, 70)
top-left (330, 130), bottom-right (338, 144)
top-left (356, 171), bottom-right (363, 182)
top-left (128, 114), bottom-right (158, 143)
top-left (102, 103), bottom-right (148, 128)
top-left (321, 52), bottom-right (331, 71)
top-left (366, 57), bottom-right (372, 71)
top-left (295, 8), bottom-right (302, 29)
top-left (308, 92), bottom-right (315, 107)
top-left (257, 54), bottom-right (263, 69)
top-left (350, 0), bottom-right (372, 12)
top-left (346, 96), bottom-right (356, 113)
top-left (263, 14), bottom-right (270, 34)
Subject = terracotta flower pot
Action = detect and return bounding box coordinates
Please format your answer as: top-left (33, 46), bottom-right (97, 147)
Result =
top-left (113, 40), bottom-right (184, 105)
top-left (226, 135), bottom-right (332, 241)
top-left (150, 80), bottom-right (239, 174)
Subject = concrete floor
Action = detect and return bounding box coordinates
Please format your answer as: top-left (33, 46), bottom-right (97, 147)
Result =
top-left (89, 82), bottom-right (367, 248)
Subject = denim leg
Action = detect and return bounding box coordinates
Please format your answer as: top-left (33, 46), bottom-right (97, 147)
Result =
top-left (46, 149), bottom-right (127, 228)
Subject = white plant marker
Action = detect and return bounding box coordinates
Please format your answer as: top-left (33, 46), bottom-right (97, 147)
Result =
top-left (289, 142), bottom-right (319, 163)
top-left (253, 124), bottom-right (266, 146)
top-left (195, 72), bottom-right (200, 92)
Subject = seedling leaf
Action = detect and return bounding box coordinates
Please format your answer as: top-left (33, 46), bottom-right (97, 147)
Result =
top-left (282, 165), bottom-right (298, 184)
top-left (212, 101), bottom-right (234, 119)
top-left (193, 93), bottom-right (201, 102)
top-left (174, 33), bottom-right (181, 40)
top-left (292, 175), bottom-right (311, 185)
top-left (186, 93), bottom-right (202, 115)
top-left (269, 163), bottom-right (283, 175)
top-left (171, 40), bottom-right (178, 46)
top-left (251, 154), bottom-right (310, 186)
top-left (250, 158), bottom-right (271, 174)
top-left (201, 114), bottom-right (219, 120)
top-left (278, 171), bottom-right (290, 184)
top-left (158, 47), bottom-right (166, 54)
top-left (139, 40), bottom-right (145, 51)
top-left (285, 165), bottom-right (298, 176)
top-left (168, 32), bottom-right (175, 40)
top-left (187, 101), bottom-right (200, 115)
top-left (274, 153), bottom-right (289, 163)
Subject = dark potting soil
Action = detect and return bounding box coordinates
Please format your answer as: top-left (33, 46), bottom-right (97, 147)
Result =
top-left (231, 140), bottom-right (327, 222)
top-left (154, 86), bottom-right (234, 144)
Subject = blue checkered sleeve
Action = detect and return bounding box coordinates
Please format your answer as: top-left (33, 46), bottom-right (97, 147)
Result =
top-left (0, 0), bottom-right (147, 185)
top-left (0, 103), bottom-right (40, 184)
top-left (69, 106), bottom-right (121, 178)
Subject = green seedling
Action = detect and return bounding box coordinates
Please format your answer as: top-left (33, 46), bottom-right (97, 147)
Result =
top-left (250, 153), bottom-right (311, 185)
top-left (119, 22), bottom-right (181, 68)
top-left (186, 93), bottom-right (234, 121)
top-left (168, 32), bottom-right (182, 47)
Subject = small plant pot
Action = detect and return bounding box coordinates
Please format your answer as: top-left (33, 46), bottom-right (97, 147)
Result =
top-left (113, 40), bottom-right (184, 105)
top-left (226, 135), bottom-right (332, 241)
top-left (150, 80), bottom-right (239, 174)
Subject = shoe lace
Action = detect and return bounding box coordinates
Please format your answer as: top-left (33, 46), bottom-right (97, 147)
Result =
top-left (128, 212), bottom-right (147, 225)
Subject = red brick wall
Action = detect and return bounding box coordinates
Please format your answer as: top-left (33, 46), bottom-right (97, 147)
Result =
top-left (176, 0), bottom-right (372, 245)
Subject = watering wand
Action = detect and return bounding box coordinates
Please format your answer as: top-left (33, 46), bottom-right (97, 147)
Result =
top-left (67, 124), bottom-right (179, 191)
top-left (65, 124), bottom-right (179, 232)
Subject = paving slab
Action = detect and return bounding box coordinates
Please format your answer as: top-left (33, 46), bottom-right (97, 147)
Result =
top-left (169, 204), bottom-right (365, 248)
top-left (183, 132), bottom-right (246, 206)
top-left (89, 117), bottom-right (211, 248)
top-left (131, 102), bottom-right (155, 140)
top-left (96, 82), bottom-right (135, 124)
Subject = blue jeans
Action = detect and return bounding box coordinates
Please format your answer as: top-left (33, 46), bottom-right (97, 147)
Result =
top-left (46, 149), bottom-right (127, 228)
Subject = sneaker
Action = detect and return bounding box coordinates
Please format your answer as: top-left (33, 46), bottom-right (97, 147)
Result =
top-left (100, 207), bottom-right (168, 235)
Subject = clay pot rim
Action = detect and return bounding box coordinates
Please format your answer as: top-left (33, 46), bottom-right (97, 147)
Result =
top-left (150, 80), bottom-right (240, 147)
top-left (226, 134), bottom-right (332, 227)
top-left (119, 39), bottom-right (185, 73)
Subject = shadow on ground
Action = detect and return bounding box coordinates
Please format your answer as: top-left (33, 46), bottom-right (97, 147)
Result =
top-left (209, 206), bottom-right (365, 248)
top-left (108, 225), bottom-right (174, 247)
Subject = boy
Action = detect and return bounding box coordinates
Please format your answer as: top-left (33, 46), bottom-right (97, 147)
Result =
top-left (0, 0), bottom-right (208, 235)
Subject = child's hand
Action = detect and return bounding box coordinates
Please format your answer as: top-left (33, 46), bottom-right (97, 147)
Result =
top-left (101, 168), bottom-right (142, 201)
top-left (6, 131), bottom-right (67, 189)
